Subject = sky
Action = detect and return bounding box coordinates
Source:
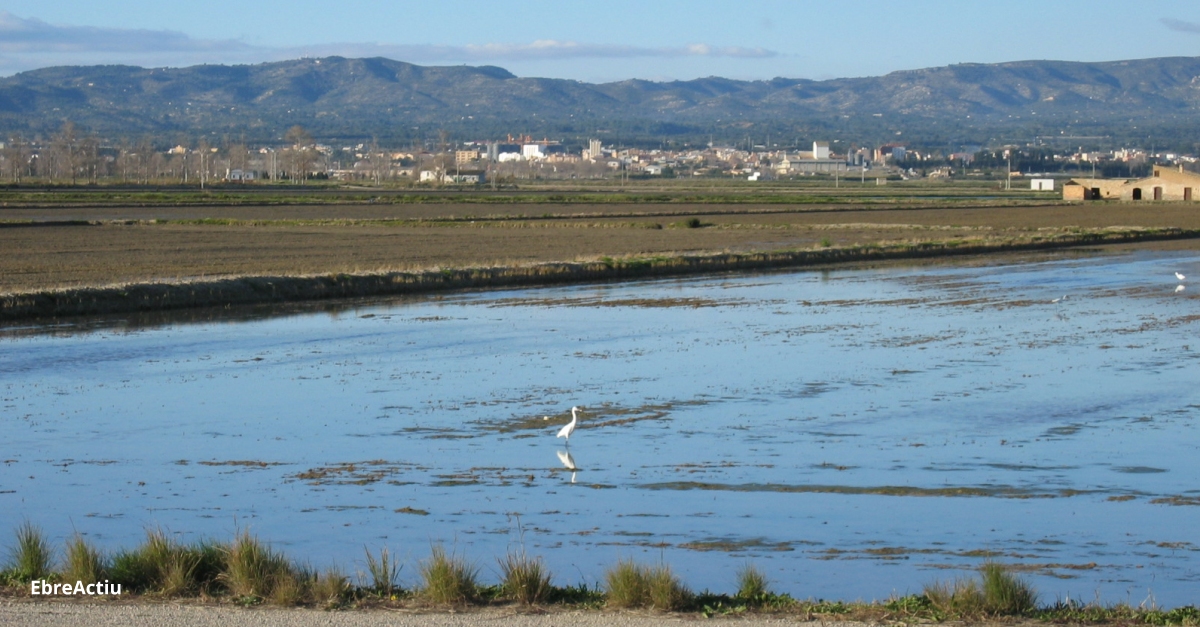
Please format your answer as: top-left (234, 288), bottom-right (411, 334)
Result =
top-left (2, 1), bottom-right (1200, 83)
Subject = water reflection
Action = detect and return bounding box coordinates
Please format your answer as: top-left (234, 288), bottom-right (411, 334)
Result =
top-left (557, 449), bottom-right (578, 484)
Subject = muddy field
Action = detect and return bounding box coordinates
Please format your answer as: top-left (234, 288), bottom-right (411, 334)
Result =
top-left (3, 201), bottom-right (1200, 293)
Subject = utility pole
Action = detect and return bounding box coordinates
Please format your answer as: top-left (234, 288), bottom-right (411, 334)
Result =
top-left (1005, 149), bottom-right (1012, 191)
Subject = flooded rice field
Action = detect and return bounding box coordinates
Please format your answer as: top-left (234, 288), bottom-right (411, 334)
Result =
top-left (3, 250), bottom-right (1200, 605)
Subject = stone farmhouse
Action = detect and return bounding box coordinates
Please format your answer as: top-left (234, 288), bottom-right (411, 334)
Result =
top-left (1064, 165), bottom-right (1200, 201)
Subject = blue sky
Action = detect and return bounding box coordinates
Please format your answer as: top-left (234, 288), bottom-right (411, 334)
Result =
top-left (2, 1), bottom-right (1200, 82)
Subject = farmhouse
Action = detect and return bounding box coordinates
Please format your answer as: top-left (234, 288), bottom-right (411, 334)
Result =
top-left (1064, 165), bottom-right (1200, 201)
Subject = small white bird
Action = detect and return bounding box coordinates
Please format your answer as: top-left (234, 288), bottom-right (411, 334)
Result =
top-left (1051, 295), bottom-right (1068, 304)
top-left (1177, 285), bottom-right (1186, 293)
top-left (556, 406), bottom-right (582, 441)
top-left (1176, 272), bottom-right (1187, 281)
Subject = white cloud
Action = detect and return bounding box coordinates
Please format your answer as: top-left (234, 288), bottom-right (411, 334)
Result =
top-left (0, 12), bottom-right (250, 54)
top-left (0, 12), bottom-right (777, 75)
top-left (289, 40), bottom-right (775, 62)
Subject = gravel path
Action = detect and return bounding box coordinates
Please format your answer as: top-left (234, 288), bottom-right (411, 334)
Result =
top-left (0, 602), bottom-right (867, 627)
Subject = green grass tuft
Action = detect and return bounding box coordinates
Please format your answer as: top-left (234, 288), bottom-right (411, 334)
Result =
top-left (107, 529), bottom-right (222, 596)
top-left (62, 534), bottom-right (107, 586)
top-left (604, 559), bottom-right (690, 610)
top-left (310, 566), bottom-right (352, 608)
top-left (418, 544), bottom-right (478, 605)
top-left (645, 563), bottom-right (690, 611)
top-left (221, 530), bottom-right (295, 602)
top-left (925, 563), bottom-right (1037, 618)
top-left (980, 562), bottom-right (1037, 615)
top-left (363, 545), bottom-right (401, 597)
top-left (497, 549), bottom-right (551, 605)
top-left (604, 559), bottom-right (648, 608)
top-left (267, 568), bottom-right (305, 606)
top-left (6, 521), bottom-right (54, 583)
top-left (735, 563), bottom-right (770, 603)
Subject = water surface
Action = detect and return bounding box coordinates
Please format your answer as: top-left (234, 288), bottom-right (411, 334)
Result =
top-left (3, 250), bottom-right (1200, 605)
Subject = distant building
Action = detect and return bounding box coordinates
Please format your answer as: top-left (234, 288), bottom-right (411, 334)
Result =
top-left (419, 170), bottom-right (486, 184)
top-left (1063, 165), bottom-right (1200, 201)
top-left (485, 142), bottom-right (521, 161)
top-left (523, 142), bottom-right (565, 160)
top-left (875, 144), bottom-right (906, 162)
top-left (773, 141), bottom-right (847, 175)
top-left (1030, 179), bottom-right (1054, 191)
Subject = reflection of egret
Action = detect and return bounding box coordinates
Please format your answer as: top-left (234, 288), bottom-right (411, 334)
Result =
top-left (1177, 285), bottom-right (1186, 293)
top-left (556, 450), bottom-right (578, 484)
top-left (1177, 272), bottom-right (1187, 282)
top-left (556, 406), bottom-right (582, 442)
top-left (556, 449), bottom-right (577, 470)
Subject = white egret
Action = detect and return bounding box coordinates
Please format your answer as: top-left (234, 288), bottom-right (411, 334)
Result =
top-left (1176, 272), bottom-right (1187, 281)
top-left (556, 406), bottom-right (582, 441)
top-left (1051, 295), bottom-right (1067, 304)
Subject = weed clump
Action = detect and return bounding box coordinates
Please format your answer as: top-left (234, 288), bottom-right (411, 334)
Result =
top-left (220, 530), bottom-right (296, 602)
top-left (604, 559), bottom-right (690, 610)
top-left (418, 545), bottom-right (478, 605)
top-left (924, 563), bottom-right (1036, 618)
top-left (5, 522), bottom-right (53, 584)
top-left (109, 529), bottom-right (222, 596)
top-left (670, 217), bottom-right (705, 229)
top-left (604, 559), bottom-right (647, 608)
top-left (62, 535), bottom-right (107, 585)
top-left (363, 545), bottom-right (401, 597)
top-left (498, 549), bottom-right (551, 605)
top-left (980, 562), bottom-right (1037, 615)
top-left (311, 567), bottom-right (352, 608)
top-left (646, 563), bottom-right (690, 610)
top-left (735, 563), bottom-right (770, 603)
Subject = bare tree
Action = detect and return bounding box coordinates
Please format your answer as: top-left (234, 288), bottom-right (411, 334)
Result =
top-left (50, 121), bottom-right (80, 184)
top-left (284, 125), bottom-right (315, 184)
top-left (367, 137), bottom-right (388, 185)
top-left (2, 135), bottom-right (29, 182)
top-left (79, 134), bottom-right (101, 183)
top-left (225, 140), bottom-right (249, 181)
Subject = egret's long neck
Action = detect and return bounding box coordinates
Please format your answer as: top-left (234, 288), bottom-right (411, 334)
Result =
top-left (571, 407), bottom-right (579, 422)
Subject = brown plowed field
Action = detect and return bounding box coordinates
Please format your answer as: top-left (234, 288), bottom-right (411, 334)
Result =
top-left (3, 201), bottom-right (1199, 293)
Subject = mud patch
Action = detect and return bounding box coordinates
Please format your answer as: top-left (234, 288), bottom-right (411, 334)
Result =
top-left (289, 460), bottom-right (423, 485)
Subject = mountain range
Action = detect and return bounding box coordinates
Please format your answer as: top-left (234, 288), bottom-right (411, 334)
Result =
top-left (2, 55), bottom-right (1200, 148)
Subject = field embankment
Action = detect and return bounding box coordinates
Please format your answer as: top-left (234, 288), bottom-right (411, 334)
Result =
top-left (3, 192), bottom-right (1200, 321)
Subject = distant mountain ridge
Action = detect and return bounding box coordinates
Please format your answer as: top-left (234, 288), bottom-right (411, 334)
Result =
top-left (3, 55), bottom-right (1200, 145)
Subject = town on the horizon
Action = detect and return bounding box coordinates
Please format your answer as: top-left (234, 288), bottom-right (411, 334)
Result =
top-left (0, 124), bottom-right (1192, 191)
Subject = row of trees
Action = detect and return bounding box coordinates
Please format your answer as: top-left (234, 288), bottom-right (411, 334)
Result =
top-left (0, 123), bottom-right (327, 185)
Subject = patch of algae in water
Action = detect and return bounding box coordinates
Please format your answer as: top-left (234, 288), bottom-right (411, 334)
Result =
top-left (639, 481), bottom-right (1098, 499)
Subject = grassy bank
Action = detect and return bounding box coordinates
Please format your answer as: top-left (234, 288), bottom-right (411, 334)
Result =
top-left (2, 523), bottom-right (1197, 623)
top-left (0, 181), bottom-right (1057, 208)
top-left (2, 226), bottom-right (1196, 322)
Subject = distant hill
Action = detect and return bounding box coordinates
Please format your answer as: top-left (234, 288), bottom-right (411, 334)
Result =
top-left (3, 55), bottom-right (1200, 147)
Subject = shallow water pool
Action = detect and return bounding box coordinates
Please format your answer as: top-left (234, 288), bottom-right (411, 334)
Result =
top-left (3, 250), bottom-right (1200, 605)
